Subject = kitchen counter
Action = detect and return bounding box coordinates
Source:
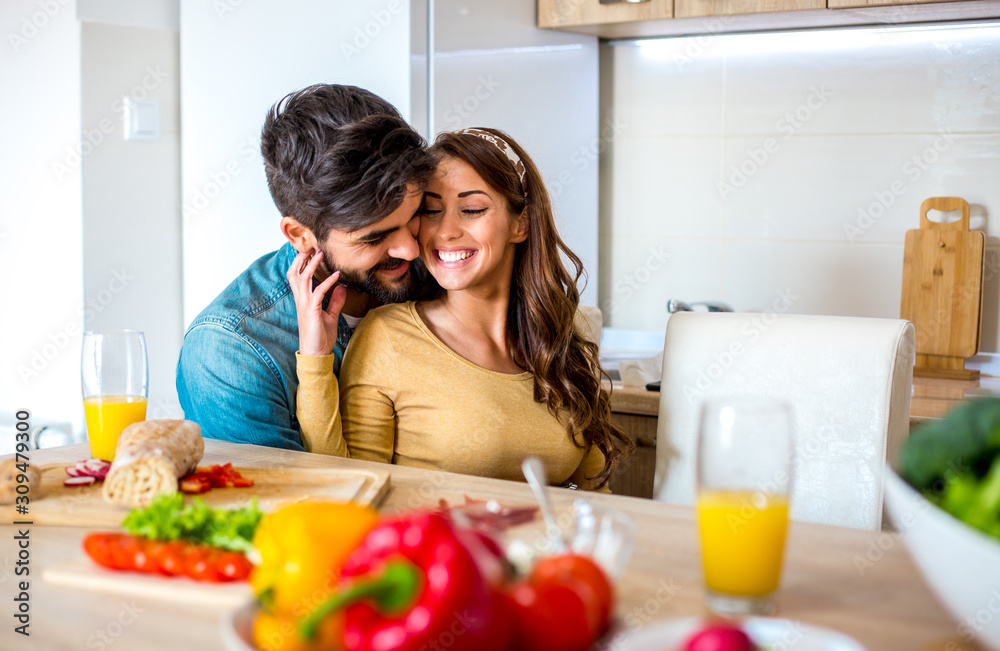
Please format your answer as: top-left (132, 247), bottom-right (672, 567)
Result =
top-left (605, 375), bottom-right (1000, 498)
top-left (0, 440), bottom-right (982, 651)
top-left (609, 376), bottom-right (1000, 422)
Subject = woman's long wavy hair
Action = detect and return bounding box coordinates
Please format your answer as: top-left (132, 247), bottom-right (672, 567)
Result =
top-left (428, 129), bottom-right (634, 487)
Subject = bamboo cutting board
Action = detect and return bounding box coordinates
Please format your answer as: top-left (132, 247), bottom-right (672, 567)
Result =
top-left (900, 197), bottom-right (985, 380)
top-left (29, 463), bottom-right (390, 527)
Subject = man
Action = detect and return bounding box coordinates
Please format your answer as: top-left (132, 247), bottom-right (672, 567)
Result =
top-left (176, 84), bottom-right (435, 450)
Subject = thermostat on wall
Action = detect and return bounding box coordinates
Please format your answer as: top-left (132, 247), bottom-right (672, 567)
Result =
top-left (123, 97), bottom-right (160, 141)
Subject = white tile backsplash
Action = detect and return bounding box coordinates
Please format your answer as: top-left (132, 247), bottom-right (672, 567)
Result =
top-left (603, 135), bottom-right (723, 239)
top-left (721, 24), bottom-right (1000, 136)
top-left (721, 240), bottom-right (905, 318)
top-left (598, 235), bottom-right (723, 333)
top-left (607, 40), bottom-right (725, 137)
top-left (722, 133), bottom-right (1000, 243)
top-left (600, 23), bottom-right (1000, 353)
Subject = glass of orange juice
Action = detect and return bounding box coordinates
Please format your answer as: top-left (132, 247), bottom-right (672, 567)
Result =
top-left (81, 330), bottom-right (148, 462)
top-left (696, 398), bottom-right (793, 616)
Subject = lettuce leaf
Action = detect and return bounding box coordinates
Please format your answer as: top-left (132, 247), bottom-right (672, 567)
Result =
top-left (121, 493), bottom-right (262, 553)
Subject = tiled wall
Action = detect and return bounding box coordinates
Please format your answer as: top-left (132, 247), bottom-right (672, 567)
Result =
top-left (598, 23), bottom-right (1000, 352)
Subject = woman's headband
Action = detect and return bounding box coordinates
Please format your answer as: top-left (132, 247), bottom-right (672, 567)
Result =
top-left (459, 128), bottom-right (527, 193)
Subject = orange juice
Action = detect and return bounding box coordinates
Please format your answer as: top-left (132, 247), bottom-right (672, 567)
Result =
top-left (84, 394), bottom-right (147, 461)
top-left (697, 489), bottom-right (789, 597)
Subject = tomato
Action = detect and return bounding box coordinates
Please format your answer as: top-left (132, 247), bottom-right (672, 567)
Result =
top-left (530, 553), bottom-right (613, 632)
top-left (184, 547), bottom-right (221, 582)
top-left (504, 554), bottom-right (616, 651)
top-left (157, 542), bottom-right (188, 577)
top-left (131, 540), bottom-right (158, 574)
top-left (109, 534), bottom-right (142, 571)
top-left (216, 552), bottom-right (253, 582)
top-left (82, 534), bottom-right (116, 570)
top-left (83, 532), bottom-right (253, 584)
top-left (506, 580), bottom-right (596, 651)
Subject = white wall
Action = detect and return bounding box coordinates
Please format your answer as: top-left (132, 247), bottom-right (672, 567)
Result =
top-left (77, 0), bottom-right (178, 30)
top-left (80, 21), bottom-right (183, 420)
top-left (600, 23), bottom-right (1000, 351)
top-left (433, 0), bottom-right (600, 305)
top-left (0, 0), bottom-right (84, 431)
top-left (180, 0), bottom-right (414, 325)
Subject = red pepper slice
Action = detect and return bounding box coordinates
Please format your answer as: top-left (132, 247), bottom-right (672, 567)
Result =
top-left (180, 464), bottom-right (254, 494)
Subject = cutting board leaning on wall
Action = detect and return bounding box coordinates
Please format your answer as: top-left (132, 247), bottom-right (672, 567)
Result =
top-left (900, 197), bottom-right (985, 380)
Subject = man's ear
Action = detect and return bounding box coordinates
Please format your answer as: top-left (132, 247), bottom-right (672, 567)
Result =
top-left (280, 216), bottom-right (318, 253)
top-left (510, 209), bottom-right (529, 244)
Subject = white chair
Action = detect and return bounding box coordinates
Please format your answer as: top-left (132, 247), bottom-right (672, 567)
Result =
top-left (575, 305), bottom-right (603, 349)
top-left (654, 312), bottom-right (914, 530)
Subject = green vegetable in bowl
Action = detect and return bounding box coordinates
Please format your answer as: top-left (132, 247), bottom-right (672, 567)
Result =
top-left (902, 397), bottom-right (1000, 539)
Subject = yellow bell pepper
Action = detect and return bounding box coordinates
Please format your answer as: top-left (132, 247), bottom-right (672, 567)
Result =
top-left (253, 609), bottom-right (343, 651)
top-left (250, 502), bottom-right (379, 617)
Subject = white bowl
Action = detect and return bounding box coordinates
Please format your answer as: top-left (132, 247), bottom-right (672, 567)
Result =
top-left (220, 601), bottom-right (256, 651)
top-left (883, 468), bottom-right (1000, 651)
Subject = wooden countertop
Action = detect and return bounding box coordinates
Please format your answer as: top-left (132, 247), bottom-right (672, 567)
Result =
top-left (609, 376), bottom-right (1000, 424)
top-left (0, 440), bottom-right (983, 651)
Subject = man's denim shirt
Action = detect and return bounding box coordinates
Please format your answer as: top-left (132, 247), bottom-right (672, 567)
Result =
top-left (176, 243), bottom-right (353, 451)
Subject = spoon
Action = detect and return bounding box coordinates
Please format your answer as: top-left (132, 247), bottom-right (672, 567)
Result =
top-left (522, 456), bottom-right (566, 552)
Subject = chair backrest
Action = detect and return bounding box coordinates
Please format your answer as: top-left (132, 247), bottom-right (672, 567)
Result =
top-left (654, 312), bottom-right (914, 530)
top-left (575, 305), bottom-right (603, 348)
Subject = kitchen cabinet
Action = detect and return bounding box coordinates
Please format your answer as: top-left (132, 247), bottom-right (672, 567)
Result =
top-left (675, 0), bottom-right (823, 19)
top-left (538, 0), bottom-right (1000, 38)
top-left (538, 0), bottom-right (672, 28)
top-left (828, 0), bottom-right (963, 6)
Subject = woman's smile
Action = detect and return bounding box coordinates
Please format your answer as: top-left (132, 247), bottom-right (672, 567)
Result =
top-left (434, 248), bottom-right (478, 266)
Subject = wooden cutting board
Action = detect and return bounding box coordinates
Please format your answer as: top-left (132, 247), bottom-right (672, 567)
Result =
top-left (29, 463), bottom-right (390, 527)
top-left (900, 197), bottom-right (985, 380)
top-left (43, 561), bottom-right (254, 608)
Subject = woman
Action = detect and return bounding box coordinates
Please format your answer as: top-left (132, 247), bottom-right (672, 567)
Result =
top-left (290, 128), bottom-right (632, 490)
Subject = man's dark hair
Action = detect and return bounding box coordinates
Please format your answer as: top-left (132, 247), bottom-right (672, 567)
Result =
top-left (260, 84), bottom-right (435, 242)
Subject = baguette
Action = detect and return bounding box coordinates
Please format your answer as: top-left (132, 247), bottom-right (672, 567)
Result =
top-left (102, 419), bottom-right (204, 507)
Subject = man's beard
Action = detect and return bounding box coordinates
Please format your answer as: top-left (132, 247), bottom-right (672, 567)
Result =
top-left (320, 253), bottom-right (423, 305)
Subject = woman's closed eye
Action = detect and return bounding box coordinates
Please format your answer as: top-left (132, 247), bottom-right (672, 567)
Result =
top-left (417, 206), bottom-right (487, 219)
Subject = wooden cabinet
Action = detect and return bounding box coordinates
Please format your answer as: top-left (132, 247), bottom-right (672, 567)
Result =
top-left (538, 0), bottom-right (672, 28)
top-left (675, 0), bottom-right (823, 19)
top-left (829, 0), bottom-right (963, 7)
top-left (538, 0), bottom-right (1000, 37)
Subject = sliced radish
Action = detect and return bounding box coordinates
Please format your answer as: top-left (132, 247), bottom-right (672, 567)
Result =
top-left (64, 476), bottom-right (97, 487)
top-left (83, 459), bottom-right (110, 473)
top-left (65, 459), bottom-right (112, 480)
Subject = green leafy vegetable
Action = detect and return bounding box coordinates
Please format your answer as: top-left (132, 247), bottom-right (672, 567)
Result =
top-left (121, 493), bottom-right (262, 552)
top-left (902, 397), bottom-right (1000, 540)
top-left (902, 397), bottom-right (1000, 489)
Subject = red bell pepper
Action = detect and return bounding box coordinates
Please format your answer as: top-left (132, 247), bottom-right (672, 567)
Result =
top-left (299, 512), bottom-right (510, 651)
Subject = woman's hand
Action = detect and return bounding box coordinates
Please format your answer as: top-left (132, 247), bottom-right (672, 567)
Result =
top-left (287, 249), bottom-right (348, 356)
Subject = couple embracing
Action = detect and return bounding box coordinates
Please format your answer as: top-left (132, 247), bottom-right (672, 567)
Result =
top-left (176, 84), bottom-right (632, 492)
